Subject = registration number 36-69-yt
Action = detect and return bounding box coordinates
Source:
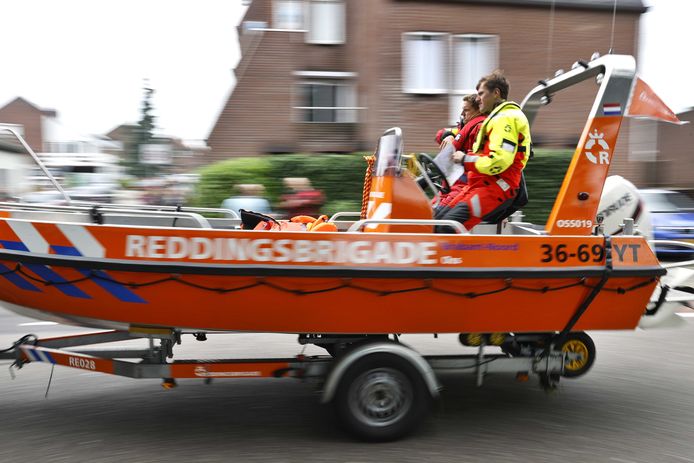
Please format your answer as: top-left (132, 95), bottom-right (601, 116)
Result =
top-left (540, 244), bottom-right (605, 263)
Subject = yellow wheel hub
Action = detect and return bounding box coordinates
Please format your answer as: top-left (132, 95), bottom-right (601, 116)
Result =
top-left (562, 339), bottom-right (589, 371)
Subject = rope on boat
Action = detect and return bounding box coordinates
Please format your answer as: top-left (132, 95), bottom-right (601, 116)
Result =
top-left (1, 261), bottom-right (657, 298)
top-left (360, 155), bottom-right (375, 220)
top-left (0, 334), bottom-right (37, 354)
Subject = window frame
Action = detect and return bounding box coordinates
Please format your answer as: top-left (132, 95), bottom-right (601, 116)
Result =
top-left (305, 0), bottom-right (346, 45)
top-left (401, 32), bottom-right (450, 95)
top-left (272, 0), bottom-right (305, 31)
top-left (450, 33), bottom-right (499, 94)
top-left (292, 71), bottom-right (362, 124)
top-left (448, 34), bottom-right (499, 124)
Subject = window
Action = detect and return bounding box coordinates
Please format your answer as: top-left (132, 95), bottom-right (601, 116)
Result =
top-left (273, 0), bottom-right (304, 30)
top-left (449, 34), bottom-right (499, 123)
top-left (294, 72), bottom-right (359, 123)
top-left (44, 142), bottom-right (83, 153)
top-left (306, 0), bottom-right (345, 44)
top-left (402, 32), bottom-right (448, 94)
top-left (452, 35), bottom-right (498, 93)
top-left (242, 20), bottom-right (267, 34)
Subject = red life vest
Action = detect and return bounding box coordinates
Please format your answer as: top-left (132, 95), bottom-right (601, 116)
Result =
top-left (452, 115), bottom-right (486, 153)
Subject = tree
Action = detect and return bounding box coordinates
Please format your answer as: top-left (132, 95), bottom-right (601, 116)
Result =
top-left (124, 82), bottom-right (157, 177)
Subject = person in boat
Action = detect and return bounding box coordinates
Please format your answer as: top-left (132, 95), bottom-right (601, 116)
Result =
top-left (279, 177), bottom-right (325, 218)
top-left (434, 94), bottom-right (484, 147)
top-left (433, 94), bottom-right (487, 211)
top-left (434, 71), bottom-right (531, 231)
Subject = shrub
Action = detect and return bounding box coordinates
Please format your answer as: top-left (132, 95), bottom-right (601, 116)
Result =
top-left (193, 149), bottom-right (573, 225)
top-left (522, 148), bottom-right (573, 224)
top-left (192, 157), bottom-right (272, 208)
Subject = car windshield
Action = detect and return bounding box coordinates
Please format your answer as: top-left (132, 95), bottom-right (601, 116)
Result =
top-left (641, 191), bottom-right (694, 212)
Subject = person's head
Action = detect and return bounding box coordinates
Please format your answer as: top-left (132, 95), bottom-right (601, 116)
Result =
top-left (476, 71), bottom-right (509, 114)
top-left (236, 184), bottom-right (265, 197)
top-left (461, 94), bottom-right (482, 124)
top-left (283, 177), bottom-right (312, 192)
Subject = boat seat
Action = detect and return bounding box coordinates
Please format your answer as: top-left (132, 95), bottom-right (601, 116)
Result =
top-left (481, 173), bottom-right (528, 225)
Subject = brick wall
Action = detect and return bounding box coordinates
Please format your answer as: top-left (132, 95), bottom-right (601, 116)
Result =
top-left (0, 98), bottom-right (44, 152)
top-left (209, 0), bottom-right (642, 163)
top-left (656, 109), bottom-right (694, 189)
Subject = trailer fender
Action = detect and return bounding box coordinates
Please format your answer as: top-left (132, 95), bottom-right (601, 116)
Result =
top-left (320, 342), bottom-right (441, 404)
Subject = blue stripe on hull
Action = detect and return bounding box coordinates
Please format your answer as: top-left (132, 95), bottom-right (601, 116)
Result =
top-left (0, 262), bottom-right (41, 291)
top-left (52, 245), bottom-right (146, 303)
top-left (1, 240), bottom-right (91, 299)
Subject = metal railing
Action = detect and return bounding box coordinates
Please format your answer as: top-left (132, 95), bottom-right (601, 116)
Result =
top-left (0, 127), bottom-right (71, 203)
top-left (0, 202), bottom-right (212, 228)
top-left (347, 218), bottom-right (466, 234)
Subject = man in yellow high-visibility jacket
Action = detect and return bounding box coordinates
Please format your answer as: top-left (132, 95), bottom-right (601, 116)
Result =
top-left (435, 71), bottom-right (531, 231)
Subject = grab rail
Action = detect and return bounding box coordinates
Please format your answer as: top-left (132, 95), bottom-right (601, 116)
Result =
top-left (0, 127), bottom-right (72, 204)
top-left (0, 202), bottom-right (211, 228)
top-left (329, 212), bottom-right (362, 221)
top-left (347, 218), bottom-right (466, 234)
top-left (70, 202), bottom-right (240, 219)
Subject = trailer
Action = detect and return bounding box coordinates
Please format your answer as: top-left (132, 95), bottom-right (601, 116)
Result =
top-left (1, 327), bottom-right (587, 441)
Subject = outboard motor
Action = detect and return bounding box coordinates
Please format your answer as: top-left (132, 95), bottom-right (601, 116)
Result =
top-left (598, 176), bottom-right (694, 328)
top-left (597, 175), bottom-right (652, 242)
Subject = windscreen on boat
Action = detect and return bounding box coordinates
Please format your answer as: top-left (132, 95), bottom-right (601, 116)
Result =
top-left (373, 128), bottom-right (403, 177)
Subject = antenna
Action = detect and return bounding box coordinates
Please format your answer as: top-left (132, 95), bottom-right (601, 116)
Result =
top-left (545, 0), bottom-right (556, 77)
top-left (608, 0), bottom-right (618, 54)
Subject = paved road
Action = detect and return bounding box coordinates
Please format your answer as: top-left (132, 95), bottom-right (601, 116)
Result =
top-left (1, 307), bottom-right (694, 463)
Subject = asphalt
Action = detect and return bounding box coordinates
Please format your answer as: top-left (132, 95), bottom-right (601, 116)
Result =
top-left (1, 306), bottom-right (694, 462)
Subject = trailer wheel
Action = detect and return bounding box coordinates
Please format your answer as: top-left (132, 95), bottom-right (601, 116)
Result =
top-left (334, 353), bottom-right (431, 441)
top-left (560, 332), bottom-right (595, 378)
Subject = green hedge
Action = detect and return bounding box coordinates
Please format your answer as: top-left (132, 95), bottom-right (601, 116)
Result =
top-left (193, 149), bottom-right (573, 224)
top-left (193, 154), bottom-right (368, 216)
top-left (194, 156), bottom-right (273, 212)
top-left (522, 148), bottom-right (573, 224)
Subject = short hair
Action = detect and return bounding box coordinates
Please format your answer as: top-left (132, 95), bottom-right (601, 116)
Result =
top-left (462, 93), bottom-right (480, 110)
top-left (477, 70), bottom-right (509, 100)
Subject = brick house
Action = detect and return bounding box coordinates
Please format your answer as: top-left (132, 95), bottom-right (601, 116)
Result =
top-left (627, 108), bottom-right (694, 192)
top-left (208, 0), bottom-right (645, 162)
top-left (0, 97), bottom-right (121, 155)
top-left (0, 97), bottom-right (57, 153)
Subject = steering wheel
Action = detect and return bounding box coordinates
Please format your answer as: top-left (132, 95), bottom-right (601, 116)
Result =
top-left (416, 153), bottom-right (450, 195)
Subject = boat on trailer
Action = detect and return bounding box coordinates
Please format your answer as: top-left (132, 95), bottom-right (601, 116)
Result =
top-left (1, 54), bottom-right (692, 441)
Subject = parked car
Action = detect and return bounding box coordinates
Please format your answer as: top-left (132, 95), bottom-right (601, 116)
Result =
top-left (639, 188), bottom-right (694, 258)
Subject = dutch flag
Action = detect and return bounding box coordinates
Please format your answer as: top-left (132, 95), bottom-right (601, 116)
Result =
top-left (603, 102), bottom-right (622, 116)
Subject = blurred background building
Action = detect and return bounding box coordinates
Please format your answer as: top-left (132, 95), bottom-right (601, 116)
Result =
top-left (627, 108), bottom-right (694, 189)
top-left (2, 0), bottom-right (692, 202)
top-left (0, 96), bottom-right (208, 203)
top-left (208, 0), bottom-right (645, 160)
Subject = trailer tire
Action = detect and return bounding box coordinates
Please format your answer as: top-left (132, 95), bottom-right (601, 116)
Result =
top-left (560, 332), bottom-right (595, 378)
top-left (334, 352), bottom-right (431, 442)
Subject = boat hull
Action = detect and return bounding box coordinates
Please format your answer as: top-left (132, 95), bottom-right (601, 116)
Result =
top-left (0, 219), bottom-right (662, 334)
top-left (0, 270), bottom-right (658, 334)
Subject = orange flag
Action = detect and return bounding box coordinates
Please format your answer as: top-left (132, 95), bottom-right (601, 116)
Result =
top-left (627, 77), bottom-right (686, 124)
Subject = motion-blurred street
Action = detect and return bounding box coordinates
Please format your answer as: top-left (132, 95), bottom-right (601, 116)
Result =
top-left (1, 306), bottom-right (694, 463)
